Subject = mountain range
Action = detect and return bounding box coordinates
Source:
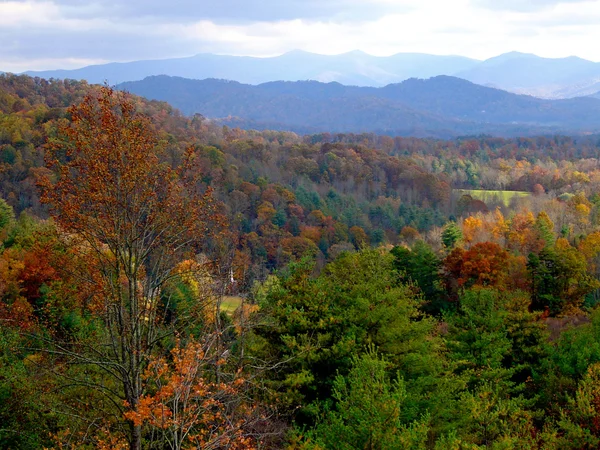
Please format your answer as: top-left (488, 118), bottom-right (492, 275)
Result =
top-left (117, 75), bottom-right (600, 138)
top-left (20, 50), bottom-right (600, 100)
top-left (24, 51), bottom-right (478, 89)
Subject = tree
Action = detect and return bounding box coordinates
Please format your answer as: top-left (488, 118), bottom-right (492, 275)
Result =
top-left (462, 215), bottom-right (484, 246)
top-left (0, 326), bottom-right (60, 449)
top-left (535, 211), bottom-right (556, 249)
top-left (252, 250), bottom-right (440, 425)
top-left (349, 225), bottom-right (368, 249)
top-left (441, 222), bottom-right (462, 250)
top-left (399, 226), bottom-right (420, 244)
top-left (507, 211), bottom-right (540, 254)
top-left (0, 198), bottom-right (14, 232)
top-left (443, 242), bottom-right (510, 292)
top-left (307, 350), bottom-right (429, 449)
top-left (39, 87), bottom-right (224, 449)
top-left (124, 337), bottom-right (258, 450)
top-left (443, 288), bottom-right (547, 446)
top-left (447, 288), bottom-right (546, 386)
top-left (555, 363), bottom-right (600, 448)
top-left (529, 239), bottom-right (599, 314)
top-left (532, 183), bottom-right (545, 196)
top-left (391, 241), bottom-right (445, 314)
top-left (280, 236), bottom-right (320, 261)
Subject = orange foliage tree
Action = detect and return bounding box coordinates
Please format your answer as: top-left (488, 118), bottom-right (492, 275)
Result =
top-left (124, 337), bottom-right (258, 450)
top-left (39, 87), bottom-right (226, 449)
top-left (443, 242), bottom-right (513, 298)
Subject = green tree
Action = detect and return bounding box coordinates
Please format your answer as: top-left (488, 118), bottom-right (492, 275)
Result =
top-left (0, 199), bottom-right (14, 233)
top-left (443, 289), bottom-right (547, 446)
top-left (308, 350), bottom-right (429, 450)
top-left (529, 240), bottom-right (599, 314)
top-left (446, 288), bottom-right (546, 391)
top-left (554, 362), bottom-right (600, 449)
top-left (542, 309), bottom-right (600, 408)
top-left (252, 250), bottom-right (440, 425)
top-left (535, 211), bottom-right (555, 249)
top-left (391, 240), bottom-right (446, 314)
top-left (442, 222), bottom-right (462, 250)
top-left (0, 328), bottom-right (58, 449)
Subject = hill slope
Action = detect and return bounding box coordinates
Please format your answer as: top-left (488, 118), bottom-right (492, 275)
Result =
top-left (118, 75), bottom-right (600, 137)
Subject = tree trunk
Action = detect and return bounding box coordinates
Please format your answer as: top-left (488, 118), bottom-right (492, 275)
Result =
top-left (130, 422), bottom-right (142, 450)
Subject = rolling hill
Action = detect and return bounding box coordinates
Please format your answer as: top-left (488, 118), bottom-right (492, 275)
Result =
top-left (117, 75), bottom-right (600, 138)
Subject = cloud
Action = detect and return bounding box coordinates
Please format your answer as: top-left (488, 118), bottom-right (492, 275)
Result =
top-left (2, 0), bottom-right (600, 72)
top-left (20, 0), bottom-right (411, 23)
top-left (0, 0), bottom-right (419, 71)
top-left (472, 0), bottom-right (590, 12)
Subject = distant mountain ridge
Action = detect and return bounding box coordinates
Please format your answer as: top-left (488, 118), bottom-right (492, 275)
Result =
top-left (17, 50), bottom-right (600, 100)
top-left (22, 51), bottom-right (478, 88)
top-left (456, 51), bottom-right (600, 98)
top-left (117, 75), bottom-right (600, 138)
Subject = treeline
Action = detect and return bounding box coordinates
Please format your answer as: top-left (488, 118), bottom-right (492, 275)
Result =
top-left (4, 75), bottom-right (600, 448)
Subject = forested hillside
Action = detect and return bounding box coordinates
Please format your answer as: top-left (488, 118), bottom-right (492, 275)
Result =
top-left (5, 74), bottom-right (600, 448)
top-left (117, 75), bottom-right (600, 137)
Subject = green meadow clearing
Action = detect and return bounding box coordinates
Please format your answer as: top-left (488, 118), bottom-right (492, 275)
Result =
top-left (221, 296), bottom-right (244, 314)
top-left (454, 189), bottom-right (532, 207)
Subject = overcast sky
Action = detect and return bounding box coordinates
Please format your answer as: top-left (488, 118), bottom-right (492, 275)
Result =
top-left (2, 0), bottom-right (600, 71)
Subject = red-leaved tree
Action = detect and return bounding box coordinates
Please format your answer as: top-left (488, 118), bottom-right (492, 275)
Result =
top-left (39, 86), bottom-right (227, 449)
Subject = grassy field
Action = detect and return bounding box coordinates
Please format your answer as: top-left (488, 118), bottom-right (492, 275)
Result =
top-left (454, 189), bottom-right (531, 207)
top-left (221, 296), bottom-right (244, 314)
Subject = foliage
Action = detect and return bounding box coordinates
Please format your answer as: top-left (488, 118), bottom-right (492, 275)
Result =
top-left (391, 240), bottom-right (446, 314)
top-left (124, 337), bottom-right (258, 449)
top-left (0, 199), bottom-right (14, 233)
top-left (36, 87), bottom-right (226, 449)
top-left (252, 250), bottom-right (439, 425)
top-left (442, 222), bottom-right (462, 249)
top-left (6, 74), bottom-right (600, 448)
top-left (306, 350), bottom-right (430, 450)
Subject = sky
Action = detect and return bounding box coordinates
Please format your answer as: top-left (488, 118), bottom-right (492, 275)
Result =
top-left (1, 0), bottom-right (600, 72)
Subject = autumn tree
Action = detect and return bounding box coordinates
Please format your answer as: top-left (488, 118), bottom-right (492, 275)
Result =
top-left (39, 87), bottom-right (224, 449)
top-left (462, 215), bottom-right (484, 246)
top-left (124, 337), bottom-right (259, 450)
top-left (349, 225), bottom-right (368, 249)
top-left (443, 242), bottom-right (511, 293)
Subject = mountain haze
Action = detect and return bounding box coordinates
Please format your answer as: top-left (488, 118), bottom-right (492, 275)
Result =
top-left (23, 51), bottom-right (478, 87)
top-left (457, 52), bottom-right (600, 98)
top-left (118, 75), bottom-right (600, 138)
top-left (17, 50), bottom-right (600, 99)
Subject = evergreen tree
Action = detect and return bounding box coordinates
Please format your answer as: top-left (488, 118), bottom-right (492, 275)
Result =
top-left (442, 222), bottom-right (462, 249)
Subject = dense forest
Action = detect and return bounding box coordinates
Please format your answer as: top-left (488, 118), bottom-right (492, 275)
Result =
top-left (4, 74), bottom-right (600, 448)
